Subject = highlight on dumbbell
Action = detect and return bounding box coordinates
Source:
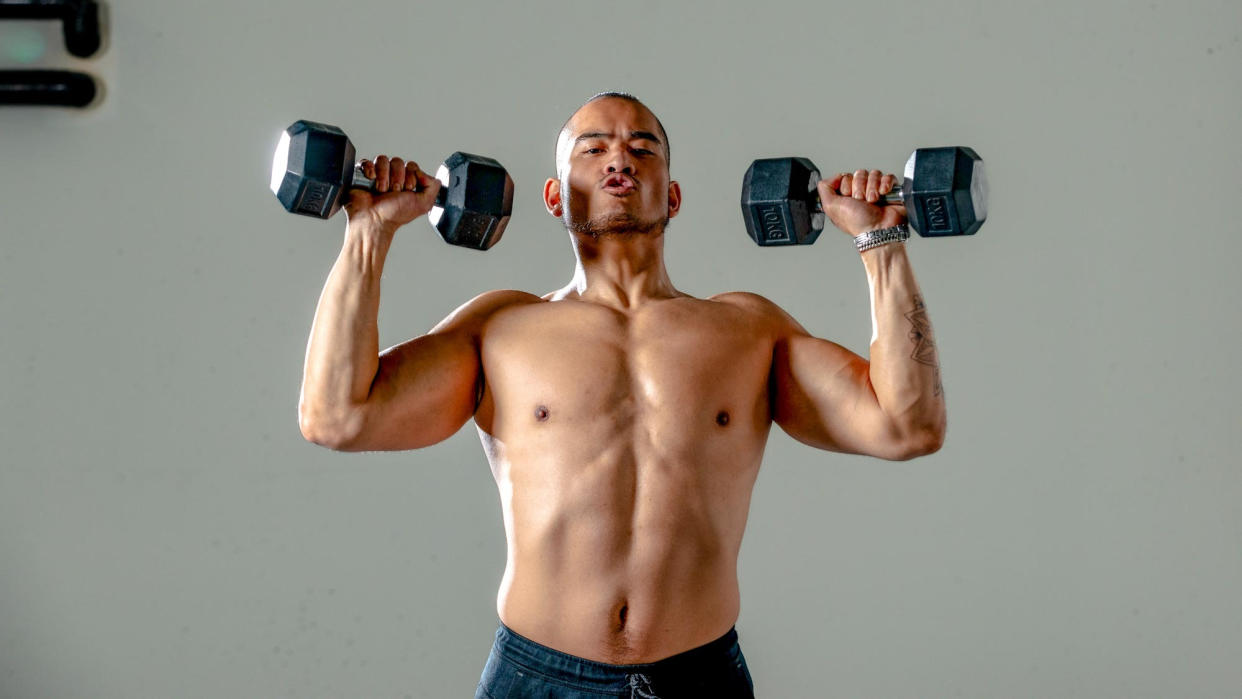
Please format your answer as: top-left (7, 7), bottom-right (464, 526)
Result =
top-left (269, 120), bottom-right (514, 251)
top-left (740, 147), bottom-right (988, 246)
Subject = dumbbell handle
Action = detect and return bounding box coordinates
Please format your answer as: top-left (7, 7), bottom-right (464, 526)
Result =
top-left (349, 165), bottom-right (448, 208)
top-left (811, 182), bottom-right (905, 212)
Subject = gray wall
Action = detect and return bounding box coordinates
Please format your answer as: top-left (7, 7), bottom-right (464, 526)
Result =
top-left (2, 1), bottom-right (1239, 697)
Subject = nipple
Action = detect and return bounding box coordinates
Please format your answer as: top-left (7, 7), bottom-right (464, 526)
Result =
top-left (535, 405), bottom-right (549, 422)
top-left (716, 411), bottom-right (730, 427)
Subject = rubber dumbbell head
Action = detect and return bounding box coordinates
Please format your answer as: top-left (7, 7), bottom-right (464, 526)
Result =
top-left (740, 157), bottom-right (826, 246)
top-left (900, 147), bottom-right (987, 237)
top-left (270, 120), bottom-right (360, 219)
top-left (429, 152), bottom-right (514, 251)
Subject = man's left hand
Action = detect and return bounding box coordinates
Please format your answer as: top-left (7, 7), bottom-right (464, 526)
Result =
top-left (817, 169), bottom-right (908, 237)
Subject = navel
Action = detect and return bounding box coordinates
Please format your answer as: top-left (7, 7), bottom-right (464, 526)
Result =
top-left (611, 598), bottom-right (630, 632)
top-left (534, 405), bottom-right (550, 422)
top-left (716, 410), bottom-right (730, 427)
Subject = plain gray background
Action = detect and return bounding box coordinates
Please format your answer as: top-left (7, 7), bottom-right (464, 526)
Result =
top-left (2, 1), bottom-right (1239, 697)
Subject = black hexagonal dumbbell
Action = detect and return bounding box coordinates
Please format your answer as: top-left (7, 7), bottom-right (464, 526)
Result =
top-left (270, 120), bottom-right (514, 251)
top-left (740, 147), bottom-right (988, 246)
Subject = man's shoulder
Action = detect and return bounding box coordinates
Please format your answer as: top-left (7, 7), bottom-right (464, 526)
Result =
top-left (707, 290), bottom-right (785, 316)
top-left (430, 289), bottom-right (545, 334)
top-left (470, 288), bottom-right (547, 308)
top-left (707, 291), bottom-right (806, 335)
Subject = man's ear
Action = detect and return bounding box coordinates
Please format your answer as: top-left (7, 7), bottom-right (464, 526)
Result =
top-left (667, 180), bottom-right (682, 219)
top-left (543, 177), bottom-right (562, 217)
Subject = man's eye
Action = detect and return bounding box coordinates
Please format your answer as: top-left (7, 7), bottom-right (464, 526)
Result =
top-left (584, 147), bottom-right (604, 154)
top-left (632, 148), bottom-right (654, 156)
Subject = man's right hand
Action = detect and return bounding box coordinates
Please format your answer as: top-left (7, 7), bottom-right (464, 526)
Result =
top-left (344, 155), bottom-right (443, 232)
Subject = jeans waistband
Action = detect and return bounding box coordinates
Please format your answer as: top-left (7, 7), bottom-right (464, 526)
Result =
top-left (492, 621), bottom-right (740, 683)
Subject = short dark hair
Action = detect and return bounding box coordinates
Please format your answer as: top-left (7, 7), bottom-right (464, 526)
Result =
top-left (556, 92), bottom-right (670, 173)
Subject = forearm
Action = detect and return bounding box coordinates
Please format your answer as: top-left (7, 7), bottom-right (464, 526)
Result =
top-left (861, 243), bottom-right (946, 447)
top-left (299, 219), bottom-right (397, 434)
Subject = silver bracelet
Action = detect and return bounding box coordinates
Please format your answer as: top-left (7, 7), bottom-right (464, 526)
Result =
top-left (855, 223), bottom-right (910, 253)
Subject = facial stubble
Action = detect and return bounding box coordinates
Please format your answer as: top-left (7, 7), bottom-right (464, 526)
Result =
top-left (561, 190), bottom-right (670, 240)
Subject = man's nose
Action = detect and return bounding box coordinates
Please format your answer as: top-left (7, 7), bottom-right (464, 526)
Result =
top-left (606, 149), bottom-right (634, 174)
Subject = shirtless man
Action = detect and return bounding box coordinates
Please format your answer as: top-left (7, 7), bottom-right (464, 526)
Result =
top-left (298, 92), bottom-right (947, 698)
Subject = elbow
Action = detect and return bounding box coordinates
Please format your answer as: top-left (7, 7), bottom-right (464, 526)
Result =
top-left (909, 428), bottom-right (946, 459)
top-left (884, 420), bottom-right (946, 461)
top-left (898, 423), bottom-right (946, 460)
top-left (298, 404), bottom-right (366, 452)
top-left (299, 420), bottom-right (344, 451)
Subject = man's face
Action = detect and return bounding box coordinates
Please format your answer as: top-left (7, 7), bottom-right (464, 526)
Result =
top-left (545, 98), bottom-right (681, 238)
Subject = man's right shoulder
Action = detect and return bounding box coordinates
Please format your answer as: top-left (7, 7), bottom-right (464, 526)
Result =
top-left (430, 289), bottom-right (545, 334)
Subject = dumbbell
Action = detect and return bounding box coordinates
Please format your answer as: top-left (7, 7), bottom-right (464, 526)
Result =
top-left (270, 120), bottom-right (514, 250)
top-left (740, 147), bottom-right (987, 246)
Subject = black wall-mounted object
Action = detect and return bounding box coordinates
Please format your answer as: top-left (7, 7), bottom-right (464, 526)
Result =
top-left (0, 69), bottom-right (95, 106)
top-left (0, 0), bottom-right (101, 58)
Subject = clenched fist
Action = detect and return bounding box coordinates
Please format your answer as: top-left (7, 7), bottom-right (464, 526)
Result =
top-left (344, 155), bottom-right (442, 232)
top-left (817, 169), bottom-right (907, 238)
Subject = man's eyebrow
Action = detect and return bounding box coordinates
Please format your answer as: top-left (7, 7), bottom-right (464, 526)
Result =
top-left (573, 130), bottom-right (663, 146)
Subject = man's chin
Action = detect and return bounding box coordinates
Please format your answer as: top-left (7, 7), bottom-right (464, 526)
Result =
top-left (568, 213), bottom-right (668, 239)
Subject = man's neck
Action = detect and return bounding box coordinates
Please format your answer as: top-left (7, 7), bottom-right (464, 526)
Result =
top-left (558, 231), bottom-right (683, 310)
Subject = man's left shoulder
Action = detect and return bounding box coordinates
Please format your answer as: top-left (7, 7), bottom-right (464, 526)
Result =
top-left (707, 290), bottom-right (783, 316)
top-left (706, 291), bottom-right (805, 335)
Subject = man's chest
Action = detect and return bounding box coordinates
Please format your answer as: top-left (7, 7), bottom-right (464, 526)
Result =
top-left (478, 300), bottom-right (775, 414)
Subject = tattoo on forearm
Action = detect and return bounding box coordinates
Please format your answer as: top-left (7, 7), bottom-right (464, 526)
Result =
top-left (904, 295), bottom-right (943, 397)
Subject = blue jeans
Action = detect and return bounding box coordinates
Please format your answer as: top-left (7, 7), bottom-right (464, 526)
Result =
top-left (475, 622), bottom-right (755, 698)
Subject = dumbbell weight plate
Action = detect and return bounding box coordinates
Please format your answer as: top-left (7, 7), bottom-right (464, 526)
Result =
top-left (902, 147), bottom-right (987, 237)
top-left (740, 157), bottom-right (826, 246)
top-left (429, 152), bottom-right (514, 251)
top-left (270, 121), bottom-right (358, 219)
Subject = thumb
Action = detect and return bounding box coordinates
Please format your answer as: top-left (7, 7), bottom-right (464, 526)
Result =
top-left (343, 187), bottom-right (375, 216)
top-left (415, 169), bottom-right (442, 207)
top-left (817, 175), bottom-right (845, 210)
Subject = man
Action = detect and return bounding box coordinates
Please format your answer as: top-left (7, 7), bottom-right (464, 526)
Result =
top-left (298, 92), bottom-right (946, 698)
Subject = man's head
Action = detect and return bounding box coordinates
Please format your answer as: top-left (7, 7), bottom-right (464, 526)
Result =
top-left (544, 93), bottom-right (681, 239)
top-left (554, 92), bottom-right (670, 177)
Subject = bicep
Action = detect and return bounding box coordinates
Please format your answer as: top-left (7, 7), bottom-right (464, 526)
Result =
top-left (339, 290), bottom-right (536, 452)
top-left (348, 329), bottom-right (480, 451)
top-left (772, 333), bottom-right (906, 458)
